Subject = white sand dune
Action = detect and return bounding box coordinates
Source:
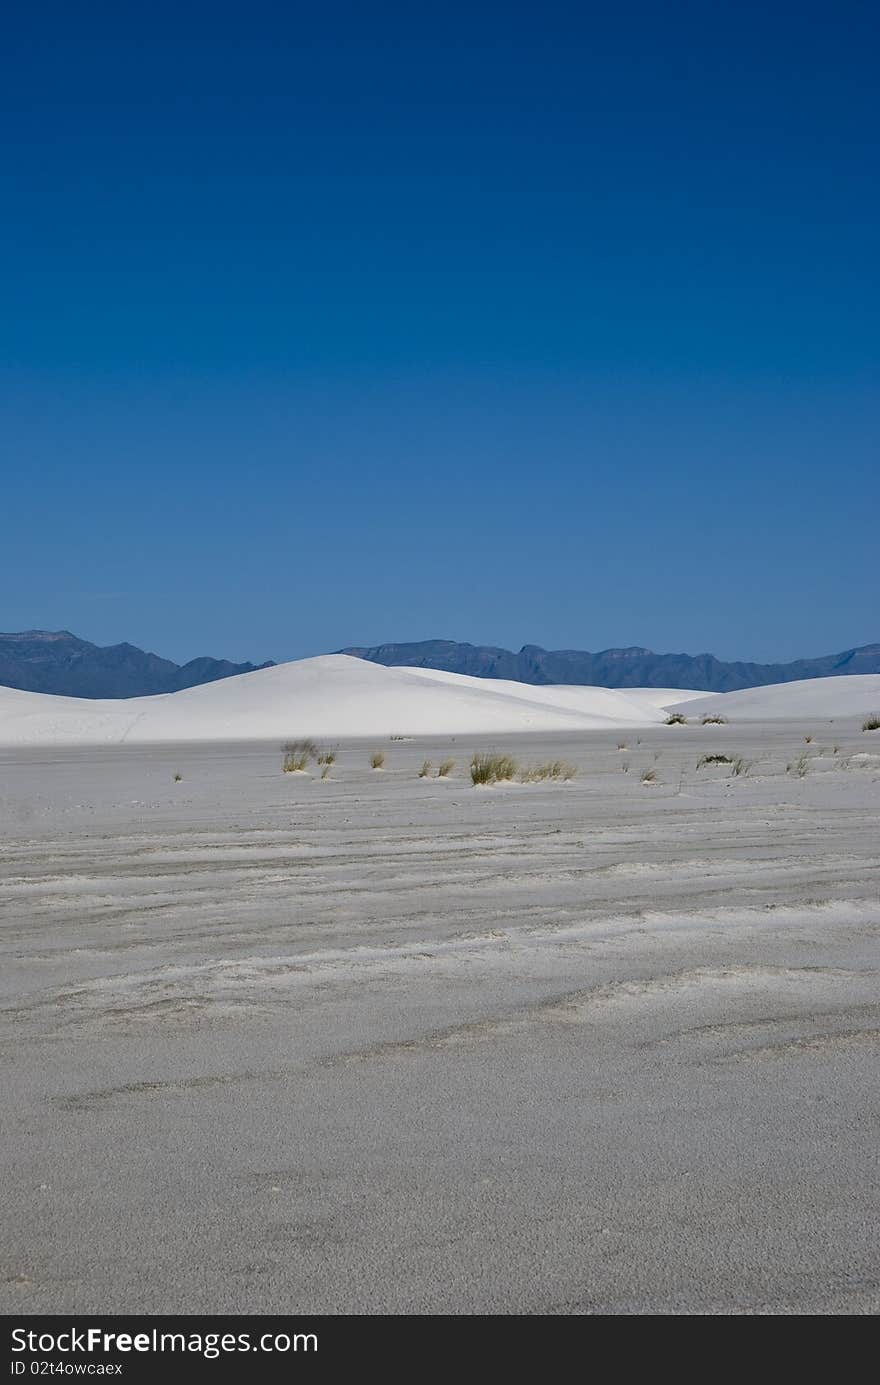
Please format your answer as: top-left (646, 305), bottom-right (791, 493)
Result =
top-left (611, 686), bottom-right (712, 709)
top-left (669, 674), bottom-right (880, 721)
top-left (392, 666), bottom-right (695, 722)
top-left (0, 654), bottom-right (671, 746)
top-left (2, 658), bottom-right (878, 746)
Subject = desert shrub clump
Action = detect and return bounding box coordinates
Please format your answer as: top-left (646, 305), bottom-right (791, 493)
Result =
top-left (437, 759), bottom-right (455, 777)
top-left (418, 760), bottom-right (432, 778)
top-left (282, 739), bottom-right (318, 772)
top-left (470, 752), bottom-right (518, 785)
top-left (641, 767), bottom-right (658, 783)
top-left (701, 714), bottom-right (727, 725)
top-left (370, 750), bottom-right (386, 770)
top-left (519, 761), bottom-right (577, 783)
top-left (697, 754), bottom-right (733, 768)
top-left (665, 713), bottom-right (687, 725)
top-left (863, 713), bottom-right (880, 732)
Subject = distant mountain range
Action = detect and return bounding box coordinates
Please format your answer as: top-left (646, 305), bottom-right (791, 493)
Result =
top-left (340, 639), bottom-right (880, 692)
top-left (0, 630), bottom-right (273, 699)
top-left (2, 630), bottom-right (879, 699)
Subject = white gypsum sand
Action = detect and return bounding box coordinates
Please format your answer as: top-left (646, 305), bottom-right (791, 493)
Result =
top-left (0, 671), bottom-right (879, 1314)
top-left (0, 655), bottom-right (681, 745)
top-left (4, 654), bottom-right (878, 749)
top-left (668, 673), bottom-right (880, 721)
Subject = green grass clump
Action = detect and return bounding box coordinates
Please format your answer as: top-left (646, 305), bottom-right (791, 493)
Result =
top-left (863, 713), bottom-right (880, 732)
top-left (173, 772), bottom-right (182, 782)
top-left (437, 759), bottom-right (455, 778)
top-left (701, 713), bottom-right (727, 725)
top-left (665, 713), bottom-right (687, 725)
top-left (697, 754), bottom-right (733, 768)
top-left (316, 748), bottom-right (337, 767)
top-left (470, 752), bottom-right (518, 785)
top-left (641, 767), bottom-right (658, 783)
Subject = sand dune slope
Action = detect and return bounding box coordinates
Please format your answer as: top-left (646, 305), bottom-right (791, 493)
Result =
top-left (3, 658), bottom-right (879, 745)
top-left (0, 654), bottom-right (669, 745)
top-left (670, 674), bottom-right (880, 721)
top-left (391, 665), bottom-right (697, 721)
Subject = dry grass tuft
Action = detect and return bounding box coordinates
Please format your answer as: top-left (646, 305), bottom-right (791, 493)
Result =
top-left (282, 739), bottom-right (318, 772)
top-left (437, 759), bottom-right (455, 778)
top-left (470, 752), bottom-right (518, 785)
top-left (370, 750), bottom-right (386, 770)
top-left (519, 761), bottom-right (577, 783)
top-left (665, 713), bottom-right (687, 725)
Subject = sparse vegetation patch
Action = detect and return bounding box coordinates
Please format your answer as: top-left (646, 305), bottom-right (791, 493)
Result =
top-left (697, 754), bottom-right (733, 768)
top-left (470, 752), bottom-right (518, 786)
top-left (370, 750), bottom-right (386, 770)
top-left (665, 713), bottom-right (687, 725)
top-left (437, 759), bottom-right (455, 778)
top-left (282, 739), bottom-right (318, 772)
top-left (863, 714), bottom-right (880, 732)
top-left (701, 714), bottom-right (727, 725)
top-left (519, 761), bottom-right (577, 783)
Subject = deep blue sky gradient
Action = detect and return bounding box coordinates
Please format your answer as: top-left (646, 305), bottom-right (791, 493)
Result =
top-left (2, 4), bottom-right (877, 664)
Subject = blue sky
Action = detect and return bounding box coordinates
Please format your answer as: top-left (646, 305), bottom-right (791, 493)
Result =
top-left (2, 4), bottom-right (877, 665)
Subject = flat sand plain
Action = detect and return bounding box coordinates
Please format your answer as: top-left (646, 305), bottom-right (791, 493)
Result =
top-left (1, 721), bottom-right (878, 1314)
